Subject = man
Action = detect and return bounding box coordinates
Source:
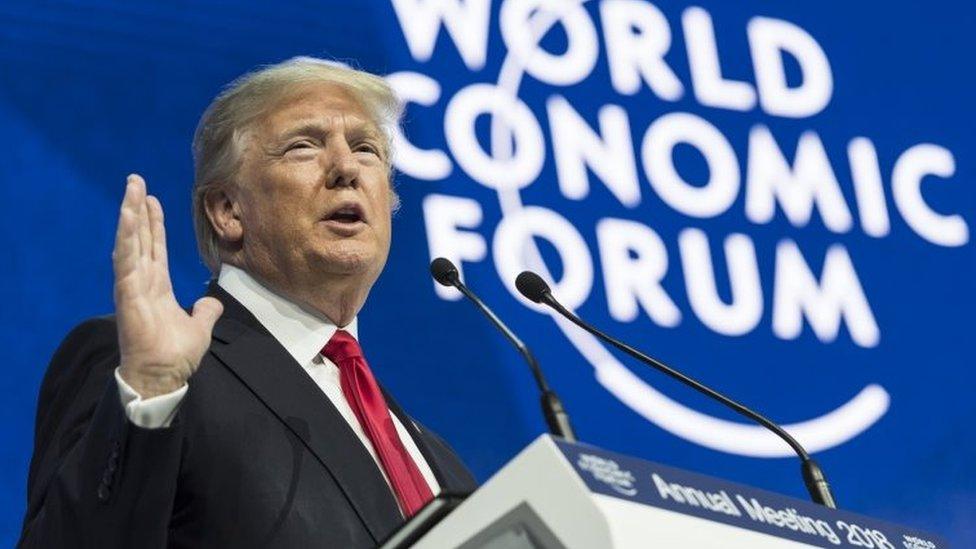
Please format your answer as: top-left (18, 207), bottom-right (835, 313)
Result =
top-left (20, 57), bottom-right (476, 548)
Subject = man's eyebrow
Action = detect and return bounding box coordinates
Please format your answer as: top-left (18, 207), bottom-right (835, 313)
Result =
top-left (277, 119), bottom-right (382, 141)
top-left (277, 122), bottom-right (330, 141)
top-left (346, 124), bottom-right (383, 141)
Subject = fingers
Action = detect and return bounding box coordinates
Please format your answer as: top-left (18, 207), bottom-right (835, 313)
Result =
top-left (115, 174), bottom-right (170, 268)
top-left (147, 195), bottom-right (169, 267)
top-left (191, 297), bottom-right (224, 334)
top-left (132, 176), bottom-right (153, 260)
top-left (113, 177), bottom-right (141, 277)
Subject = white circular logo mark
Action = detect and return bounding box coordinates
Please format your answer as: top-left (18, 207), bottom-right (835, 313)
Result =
top-left (487, 0), bottom-right (889, 458)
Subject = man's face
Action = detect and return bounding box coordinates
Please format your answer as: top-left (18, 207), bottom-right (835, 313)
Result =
top-left (232, 82), bottom-right (393, 295)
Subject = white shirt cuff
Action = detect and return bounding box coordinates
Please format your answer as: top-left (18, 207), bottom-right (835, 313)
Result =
top-left (114, 368), bottom-right (188, 429)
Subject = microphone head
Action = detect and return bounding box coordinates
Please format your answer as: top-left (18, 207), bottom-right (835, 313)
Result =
top-left (430, 257), bottom-right (461, 287)
top-left (516, 271), bottom-right (551, 303)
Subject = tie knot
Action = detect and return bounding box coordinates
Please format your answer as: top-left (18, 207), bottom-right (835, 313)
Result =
top-left (321, 329), bottom-right (363, 363)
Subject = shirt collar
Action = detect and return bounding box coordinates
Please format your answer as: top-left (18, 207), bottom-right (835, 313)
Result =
top-left (217, 264), bottom-right (359, 367)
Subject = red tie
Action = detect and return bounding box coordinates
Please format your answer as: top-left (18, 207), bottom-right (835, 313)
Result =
top-left (321, 330), bottom-right (434, 516)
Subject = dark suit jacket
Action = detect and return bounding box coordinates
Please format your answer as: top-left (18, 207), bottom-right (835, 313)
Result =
top-left (20, 283), bottom-right (477, 548)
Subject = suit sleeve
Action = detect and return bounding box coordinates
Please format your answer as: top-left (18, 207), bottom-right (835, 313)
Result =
top-left (19, 317), bottom-right (186, 549)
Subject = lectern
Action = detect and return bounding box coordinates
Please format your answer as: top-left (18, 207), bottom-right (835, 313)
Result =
top-left (386, 436), bottom-right (946, 548)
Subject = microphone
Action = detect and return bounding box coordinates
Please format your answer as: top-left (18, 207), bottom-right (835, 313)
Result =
top-left (430, 258), bottom-right (576, 442)
top-left (515, 271), bottom-right (837, 509)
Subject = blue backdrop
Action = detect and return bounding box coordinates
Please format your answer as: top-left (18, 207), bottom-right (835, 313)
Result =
top-left (2, 0), bottom-right (973, 546)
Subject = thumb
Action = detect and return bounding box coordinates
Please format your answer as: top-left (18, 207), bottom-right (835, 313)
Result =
top-left (191, 297), bottom-right (224, 333)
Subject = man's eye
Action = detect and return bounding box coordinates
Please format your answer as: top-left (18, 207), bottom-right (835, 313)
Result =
top-left (286, 140), bottom-right (315, 152)
top-left (354, 143), bottom-right (380, 156)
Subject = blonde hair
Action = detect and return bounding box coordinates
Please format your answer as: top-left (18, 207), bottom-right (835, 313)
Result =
top-left (191, 57), bottom-right (402, 274)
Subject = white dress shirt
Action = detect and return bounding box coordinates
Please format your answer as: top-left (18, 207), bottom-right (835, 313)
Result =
top-left (115, 264), bottom-right (440, 499)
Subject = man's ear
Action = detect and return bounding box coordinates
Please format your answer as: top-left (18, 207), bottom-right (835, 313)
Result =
top-left (204, 185), bottom-right (244, 244)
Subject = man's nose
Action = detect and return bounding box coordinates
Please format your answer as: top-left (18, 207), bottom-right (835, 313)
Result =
top-left (325, 141), bottom-right (360, 188)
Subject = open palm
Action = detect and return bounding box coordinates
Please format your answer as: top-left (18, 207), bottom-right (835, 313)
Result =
top-left (114, 174), bottom-right (223, 398)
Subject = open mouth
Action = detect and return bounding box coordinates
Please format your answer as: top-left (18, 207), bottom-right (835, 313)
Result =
top-left (325, 203), bottom-right (365, 224)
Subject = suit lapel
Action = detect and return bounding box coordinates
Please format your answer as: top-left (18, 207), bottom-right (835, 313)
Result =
top-left (205, 284), bottom-right (403, 543)
top-left (383, 389), bottom-right (476, 495)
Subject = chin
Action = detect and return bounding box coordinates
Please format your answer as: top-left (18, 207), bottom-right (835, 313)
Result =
top-left (314, 248), bottom-right (379, 275)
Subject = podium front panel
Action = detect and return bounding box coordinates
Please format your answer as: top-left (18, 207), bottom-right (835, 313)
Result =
top-left (556, 439), bottom-right (948, 549)
top-left (411, 436), bottom-right (948, 548)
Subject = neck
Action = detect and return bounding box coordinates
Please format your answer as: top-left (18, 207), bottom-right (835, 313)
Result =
top-left (292, 277), bottom-right (367, 327)
top-left (224, 260), bottom-right (372, 327)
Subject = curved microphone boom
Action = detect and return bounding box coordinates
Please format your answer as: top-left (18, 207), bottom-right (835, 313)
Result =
top-left (515, 271), bottom-right (836, 509)
top-left (430, 258), bottom-right (576, 442)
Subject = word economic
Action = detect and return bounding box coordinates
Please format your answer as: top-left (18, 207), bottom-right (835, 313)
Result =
top-left (389, 0), bottom-right (967, 347)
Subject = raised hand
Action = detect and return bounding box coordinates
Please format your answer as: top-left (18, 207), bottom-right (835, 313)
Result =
top-left (114, 174), bottom-right (223, 398)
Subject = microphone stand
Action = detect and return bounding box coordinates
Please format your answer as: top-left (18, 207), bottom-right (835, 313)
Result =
top-left (431, 259), bottom-right (577, 442)
top-left (516, 271), bottom-right (836, 508)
